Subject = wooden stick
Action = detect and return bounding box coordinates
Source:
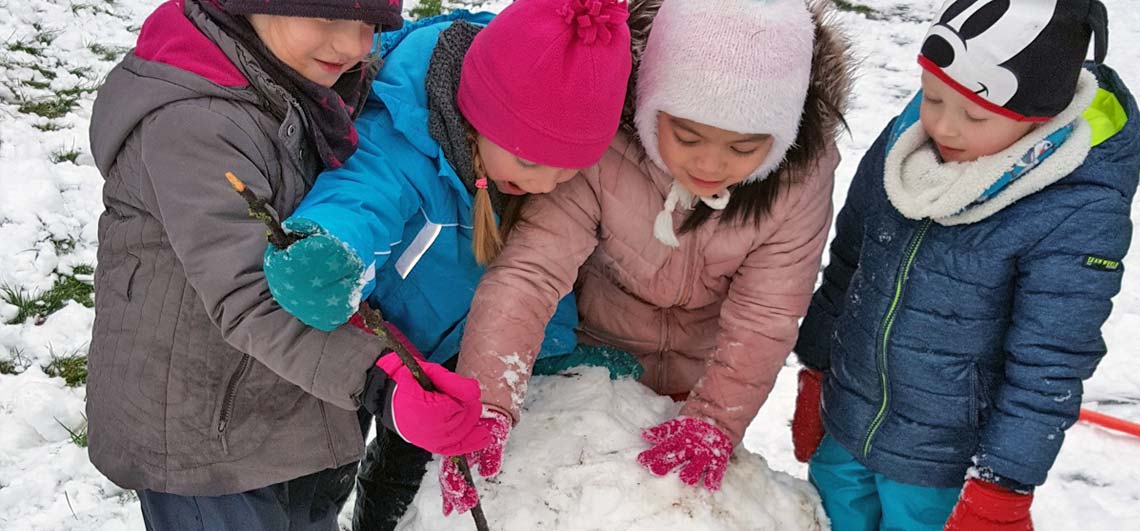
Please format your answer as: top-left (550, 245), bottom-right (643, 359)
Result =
top-left (225, 172), bottom-right (491, 531)
top-left (225, 172), bottom-right (300, 249)
top-left (356, 303), bottom-right (491, 531)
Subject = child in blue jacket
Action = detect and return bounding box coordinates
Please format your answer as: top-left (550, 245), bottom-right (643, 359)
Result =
top-left (792, 1), bottom-right (1137, 530)
top-left (261, 1), bottom-right (633, 527)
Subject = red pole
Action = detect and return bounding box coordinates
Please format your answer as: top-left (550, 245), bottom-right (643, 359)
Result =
top-left (1079, 408), bottom-right (1140, 438)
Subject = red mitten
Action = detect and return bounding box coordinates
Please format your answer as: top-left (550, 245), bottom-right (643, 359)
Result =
top-left (792, 368), bottom-right (825, 462)
top-left (439, 409), bottom-right (512, 516)
top-left (945, 479), bottom-right (1034, 531)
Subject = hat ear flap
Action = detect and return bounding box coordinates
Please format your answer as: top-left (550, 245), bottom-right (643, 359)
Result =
top-left (1089, 0), bottom-right (1109, 64)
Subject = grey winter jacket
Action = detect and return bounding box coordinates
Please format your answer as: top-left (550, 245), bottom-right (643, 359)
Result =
top-left (86, 0), bottom-right (383, 495)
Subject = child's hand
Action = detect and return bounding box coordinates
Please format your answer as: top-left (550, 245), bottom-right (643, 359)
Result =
top-left (792, 368), bottom-right (826, 462)
top-left (263, 218), bottom-right (365, 331)
top-left (373, 353), bottom-right (492, 456)
top-left (945, 479), bottom-right (1034, 531)
top-left (438, 409), bottom-right (512, 516)
top-left (636, 416), bottom-right (734, 491)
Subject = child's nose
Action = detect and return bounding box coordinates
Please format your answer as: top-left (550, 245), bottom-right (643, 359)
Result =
top-left (931, 114), bottom-right (957, 139)
top-left (332, 25), bottom-right (371, 59)
top-left (694, 151), bottom-right (724, 175)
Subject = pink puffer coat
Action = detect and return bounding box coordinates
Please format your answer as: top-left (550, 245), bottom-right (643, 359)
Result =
top-left (457, 131), bottom-right (837, 443)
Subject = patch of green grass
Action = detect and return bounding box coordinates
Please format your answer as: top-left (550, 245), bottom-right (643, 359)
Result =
top-left (6, 41), bottom-right (43, 56)
top-left (0, 347), bottom-right (30, 374)
top-left (88, 43), bottom-right (128, 62)
top-left (832, 0), bottom-right (877, 18)
top-left (44, 352), bottom-right (88, 387)
top-left (51, 148), bottom-right (81, 164)
top-left (34, 122), bottom-right (64, 132)
top-left (410, 0), bottom-right (444, 19)
top-left (28, 64), bottom-right (58, 80)
top-left (23, 79), bottom-right (52, 90)
top-left (0, 267), bottom-right (95, 325)
top-left (56, 415), bottom-right (88, 447)
top-left (68, 66), bottom-right (94, 78)
top-left (17, 95), bottom-right (78, 119)
top-left (34, 30), bottom-right (59, 47)
top-left (51, 237), bottom-right (77, 254)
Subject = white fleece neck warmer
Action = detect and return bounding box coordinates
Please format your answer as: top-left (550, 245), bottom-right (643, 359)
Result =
top-left (884, 70), bottom-right (1097, 226)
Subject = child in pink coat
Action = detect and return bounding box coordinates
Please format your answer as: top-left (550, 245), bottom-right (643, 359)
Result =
top-left (443, 0), bottom-right (853, 513)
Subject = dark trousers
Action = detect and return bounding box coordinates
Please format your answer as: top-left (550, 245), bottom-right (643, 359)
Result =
top-left (351, 356), bottom-right (455, 531)
top-left (137, 461), bottom-right (357, 531)
top-left (351, 418), bottom-right (434, 531)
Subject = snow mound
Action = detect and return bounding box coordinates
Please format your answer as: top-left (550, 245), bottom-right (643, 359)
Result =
top-left (398, 367), bottom-right (829, 530)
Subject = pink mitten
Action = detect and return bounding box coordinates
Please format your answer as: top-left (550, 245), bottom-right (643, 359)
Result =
top-left (439, 409), bottom-right (512, 516)
top-left (374, 353), bottom-right (490, 456)
top-left (636, 417), bottom-right (735, 491)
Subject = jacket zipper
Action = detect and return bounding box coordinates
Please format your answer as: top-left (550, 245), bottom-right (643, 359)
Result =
top-left (218, 353), bottom-right (252, 454)
top-left (861, 219), bottom-right (932, 457)
top-left (319, 401), bottom-right (337, 465)
top-left (657, 239), bottom-right (699, 390)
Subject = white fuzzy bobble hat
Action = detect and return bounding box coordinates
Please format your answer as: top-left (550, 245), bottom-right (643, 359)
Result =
top-left (636, 0), bottom-right (815, 246)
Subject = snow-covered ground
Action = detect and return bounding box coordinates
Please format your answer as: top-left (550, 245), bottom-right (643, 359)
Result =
top-left (1, 0), bottom-right (1137, 529)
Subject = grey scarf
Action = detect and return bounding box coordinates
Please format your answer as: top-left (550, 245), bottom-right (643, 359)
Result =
top-left (425, 21), bottom-right (506, 214)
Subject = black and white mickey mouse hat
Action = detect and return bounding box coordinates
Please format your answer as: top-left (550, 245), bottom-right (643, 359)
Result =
top-left (919, 0), bottom-right (1109, 122)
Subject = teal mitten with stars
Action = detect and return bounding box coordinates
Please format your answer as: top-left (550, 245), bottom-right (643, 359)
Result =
top-left (263, 218), bottom-right (366, 331)
top-left (533, 344), bottom-right (644, 380)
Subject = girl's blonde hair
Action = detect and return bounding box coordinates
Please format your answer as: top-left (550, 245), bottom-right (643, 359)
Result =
top-left (466, 125), bottom-right (526, 265)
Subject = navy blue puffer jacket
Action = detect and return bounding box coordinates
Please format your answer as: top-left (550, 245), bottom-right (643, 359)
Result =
top-left (796, 64), bottom-right (1139, 488)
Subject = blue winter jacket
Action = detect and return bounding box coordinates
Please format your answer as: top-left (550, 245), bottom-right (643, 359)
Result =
top-left (796, 64), bottom-right (1139, 489)
top-left (290, 12), bottom-right (579, 363)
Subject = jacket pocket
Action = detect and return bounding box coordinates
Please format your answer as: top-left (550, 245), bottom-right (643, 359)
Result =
top-left (217, 353), bottom-right (252, 455)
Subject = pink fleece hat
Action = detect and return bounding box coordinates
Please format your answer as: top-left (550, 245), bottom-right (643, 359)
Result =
top-left (458, 0), bottom-right (632, 169)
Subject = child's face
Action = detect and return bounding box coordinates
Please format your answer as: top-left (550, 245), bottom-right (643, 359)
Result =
top-left (656, 113), bottom-right (774, 198)
top-left (248, 15), bottom-right (375, 88)
top-left (919, 72), bottom-right (1036, 163)
top-left (477, 135), bottom-right (579, 195)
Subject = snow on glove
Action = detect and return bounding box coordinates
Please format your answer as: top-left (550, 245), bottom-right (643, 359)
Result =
top-left (945, 479), bottom-right (1034, 531)
top-left (792, 368), bottom-right (825, 462)
top-left (374, 353), bottom-right (491, 456)
top-left (439, 409), bottom-right (511, 516)
top-left (637, 416), bottom-right (734, 491)
top-left (263, 217), bottom-right (366, 331)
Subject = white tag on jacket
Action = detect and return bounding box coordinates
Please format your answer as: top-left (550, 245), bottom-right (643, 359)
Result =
top-left (394, 221), bottom-right (442, 279)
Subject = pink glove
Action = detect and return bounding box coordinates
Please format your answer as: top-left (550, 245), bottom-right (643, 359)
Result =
top-left (374, 353), bottom-right (491, 456)
top-left (439, 409), bottom-right (512, 516)
top-left (637, 416), bottom-right (735, 491)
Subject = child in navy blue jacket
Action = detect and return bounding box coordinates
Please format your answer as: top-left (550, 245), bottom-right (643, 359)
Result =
top-left (791, 1), bottom-right (1137, 530)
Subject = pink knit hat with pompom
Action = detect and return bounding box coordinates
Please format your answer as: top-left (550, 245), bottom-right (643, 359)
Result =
top-left (458, 0), bottom-right (632, 169)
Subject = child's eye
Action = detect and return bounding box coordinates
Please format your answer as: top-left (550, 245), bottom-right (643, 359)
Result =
top-left (730, 146), bottom-right (757, 155)
top-left (515, 157), bottom-right (538, 168)
top-left (965, 114), bottom-right (987, 123)
top-left (923, 95), bottom-right (942, 105)
top-left (674, 133), bottom-right (700, 146)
